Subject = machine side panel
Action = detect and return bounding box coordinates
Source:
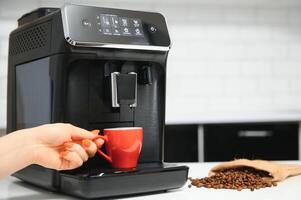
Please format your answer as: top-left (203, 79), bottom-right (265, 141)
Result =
top-left (135, 63), bottom-right (165, 162)
top-left (16, 57), bottom-right (51, 129)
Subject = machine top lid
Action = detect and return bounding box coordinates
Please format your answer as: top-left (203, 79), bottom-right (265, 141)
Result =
top-left (61, 4), bottom-right (171, 51)
top-left (18, 7), bottom-right (59, 26)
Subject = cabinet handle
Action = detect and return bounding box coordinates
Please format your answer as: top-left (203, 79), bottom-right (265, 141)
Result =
top-left (238, 130), bottom-right (273, 137)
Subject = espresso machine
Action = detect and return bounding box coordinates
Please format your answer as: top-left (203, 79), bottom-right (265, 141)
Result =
top-left (6, 4), bottom-right (188, 199)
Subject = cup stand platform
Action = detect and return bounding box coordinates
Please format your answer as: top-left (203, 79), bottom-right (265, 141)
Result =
top-left (59, 162), bottom-right (189, 199)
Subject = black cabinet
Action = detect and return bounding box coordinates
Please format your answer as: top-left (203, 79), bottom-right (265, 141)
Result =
top-left (204, 123), bottom-right (299, 161)
top-left (164, 124), bottom-right (198, 162)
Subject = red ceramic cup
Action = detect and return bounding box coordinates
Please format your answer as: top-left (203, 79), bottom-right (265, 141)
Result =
top-left (96, 127), bottom-right (143, 169)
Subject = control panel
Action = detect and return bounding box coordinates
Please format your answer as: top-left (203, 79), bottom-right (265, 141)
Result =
top-left (61, 4), bottom-right (170, 50)
top-left (96, 14), bottom-right (144, 37)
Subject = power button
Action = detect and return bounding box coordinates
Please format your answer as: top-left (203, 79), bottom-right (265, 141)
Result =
top-left (82, 19), bottom-right (91, 27)
top-left (149, 25), bottom-right (157, 33)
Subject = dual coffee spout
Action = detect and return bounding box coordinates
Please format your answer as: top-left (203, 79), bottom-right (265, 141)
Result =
top-left (111, 71), bottom-right (137, 108)
top-left (111, 71), bottom-right (137, 121)
top-left (107, 61), bottom-right (153, 121)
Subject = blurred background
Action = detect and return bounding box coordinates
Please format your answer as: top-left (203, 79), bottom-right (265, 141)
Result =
top-left (1, 0), bottom-right (301, 162)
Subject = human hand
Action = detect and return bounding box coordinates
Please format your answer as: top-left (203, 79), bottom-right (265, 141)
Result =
top-left (25, 123), bottom-right (104, 170)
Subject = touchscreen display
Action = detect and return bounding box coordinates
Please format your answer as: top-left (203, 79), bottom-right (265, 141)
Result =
top-left (97, 14), bottom-right (144, 37)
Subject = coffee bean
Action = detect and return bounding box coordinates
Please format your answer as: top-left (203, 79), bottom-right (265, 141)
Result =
top-left (188, 167), bottom-right (277, 191)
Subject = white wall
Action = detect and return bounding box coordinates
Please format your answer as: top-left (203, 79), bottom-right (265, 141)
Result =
top-left (165, 1), bottom-right (301, 123)
top-left (1, 0), bottom-right (301, 128)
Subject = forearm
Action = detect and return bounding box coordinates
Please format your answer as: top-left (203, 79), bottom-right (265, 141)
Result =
top-left (0, 130), bottom-right (36, 179)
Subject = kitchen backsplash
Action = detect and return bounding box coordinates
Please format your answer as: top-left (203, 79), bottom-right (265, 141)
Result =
top-left (1, 0), bottom-right (301, 127)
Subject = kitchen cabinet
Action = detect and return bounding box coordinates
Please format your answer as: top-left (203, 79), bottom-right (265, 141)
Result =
top-left (204, 122), bottom-right (299, 161)
top-left (164, 125), bottom-right (198, 162)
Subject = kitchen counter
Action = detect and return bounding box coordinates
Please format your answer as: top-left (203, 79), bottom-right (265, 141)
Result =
top-left (0, 162), bottom-right (300, 200)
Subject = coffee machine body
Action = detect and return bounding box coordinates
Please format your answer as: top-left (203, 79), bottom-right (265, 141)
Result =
top-left (7, 4), bottom-right (188, 198)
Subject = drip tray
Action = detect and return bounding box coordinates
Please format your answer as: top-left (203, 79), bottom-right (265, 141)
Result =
top-left (59, 163), bottom-right (189, 199)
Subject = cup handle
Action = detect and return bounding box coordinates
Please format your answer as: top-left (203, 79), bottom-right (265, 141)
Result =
top-left (94, 135), bottom-right (112, 163)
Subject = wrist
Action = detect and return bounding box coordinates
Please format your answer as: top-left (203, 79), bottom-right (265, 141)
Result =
top-left (12, 129), bottom-right (40, 166)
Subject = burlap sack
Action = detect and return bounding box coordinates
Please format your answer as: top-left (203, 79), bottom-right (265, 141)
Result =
top-left (209, 159), bottom-right (301, 182)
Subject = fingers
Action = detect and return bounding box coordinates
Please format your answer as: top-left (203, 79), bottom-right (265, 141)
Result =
top-left (80, 138), bottom-right (104, 158)
top-left (94, 138), bottom-right (105, 148)
top-left (64, 142), bottom-right (89, 162)
top-left (69, 125), bottom-right (99, 141)
top-left (91, 130), bottom-right (100, 135)
top-left (61, 151), bottom-right (83, 170)
top-left (90, 130), bottom-right (105, 148)
top-left (81, 139), bottom-right (97, 158)
top-left (60, 126), bottom-right (104, 166)
top-left (58, 139), bottom-right (105, 170)
top-left (63, 137), bottom-right (103, 160)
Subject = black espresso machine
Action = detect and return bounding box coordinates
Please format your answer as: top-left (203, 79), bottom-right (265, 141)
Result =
top-left (6, 4), bottom-right (188, 199)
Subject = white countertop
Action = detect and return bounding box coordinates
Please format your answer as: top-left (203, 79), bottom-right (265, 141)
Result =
top-left (1, 162), bottom-right (301, 200)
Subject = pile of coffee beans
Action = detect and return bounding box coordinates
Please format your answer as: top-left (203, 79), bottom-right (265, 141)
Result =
top-left (188, 167), bottom-right (277, 191)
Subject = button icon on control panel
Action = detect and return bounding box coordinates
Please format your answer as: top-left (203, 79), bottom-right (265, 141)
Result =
top-left (97, 28), bottom-right (103, 33)
top-left (134, 28), bottom-right (143, 36)
top-left (82, 19), bottom-right (91, 27)
top-left (112, 28), bottom-right (121, 35)
top-left (101, 15), bottom-right (111, 27)
top-left (121, 27), bottom-right (131, 35)
top-left (120, 18), bottom-right (129, 27)
top-left (103, 28), bottom-right (112, 35)
top-left (111, 16), bottom-right (119, 28)
top-left (131, 19), bottom-right (141, 28)
top-left (149, 25), bottom-right (157, 33)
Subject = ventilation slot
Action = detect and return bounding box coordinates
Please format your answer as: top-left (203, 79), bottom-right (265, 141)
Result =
top-left (9, 22), bottom-right (50, 56)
